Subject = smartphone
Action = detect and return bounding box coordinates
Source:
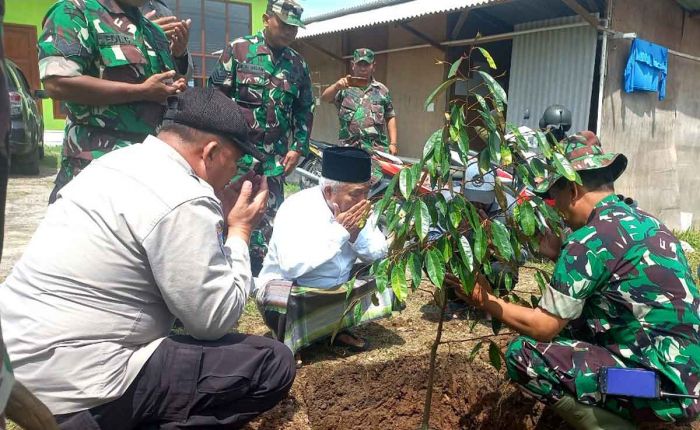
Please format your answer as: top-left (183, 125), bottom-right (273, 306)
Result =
top-left (347, 76), bottom-right (369, 87)
top-left (598, 367), bottom-right (659, 399)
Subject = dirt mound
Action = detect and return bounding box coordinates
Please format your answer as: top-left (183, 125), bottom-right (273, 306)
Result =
top-left (284, 353), bottom-right (557, 430)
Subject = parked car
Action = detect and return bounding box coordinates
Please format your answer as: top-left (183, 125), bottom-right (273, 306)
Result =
top-left (6, 60), bottom-right (45, 175)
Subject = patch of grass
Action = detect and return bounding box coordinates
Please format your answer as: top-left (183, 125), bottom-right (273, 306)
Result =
top-left (676, 229), bottom-right (700, 283)
top-left (40, 145), bottom-right (61, 170)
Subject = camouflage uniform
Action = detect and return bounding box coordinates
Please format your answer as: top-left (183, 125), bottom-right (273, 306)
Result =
top-left (140, 0), bottom-right (192, 77)
top-left (208, 0), bottom-right (314, 274)
top-left (335, 49), bottom-right (396, 152)
top-left (39, 0), bottom-right (176, 201)
top-left (507, 136), bottom-right (700, 423)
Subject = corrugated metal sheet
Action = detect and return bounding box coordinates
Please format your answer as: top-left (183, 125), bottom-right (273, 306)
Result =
top-left (676, 0), bottom-right (700, 11)
top-left (506, 16), bottom-right (598, 136)
top-left (298, 0), bottom-right (504, 39)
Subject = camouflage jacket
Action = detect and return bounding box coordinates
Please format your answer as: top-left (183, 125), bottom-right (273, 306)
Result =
top-left (208, 31), bottom-right (314, 177)
top-left (38, 0), bottom-right (175, 162)
top-left (335, 79), bottom-right (395, 149)
top-left (539, 194), bottom-right (700, 409)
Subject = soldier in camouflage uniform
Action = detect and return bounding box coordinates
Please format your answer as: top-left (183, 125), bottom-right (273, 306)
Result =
top-left (209, 0), bottom-right (314, 275)
top-left (321, 48), bottom-right (398, 155)
top-left (39, 0), bottom-right (187, 203)
top-left (452, 132), bottom-right (700, 427)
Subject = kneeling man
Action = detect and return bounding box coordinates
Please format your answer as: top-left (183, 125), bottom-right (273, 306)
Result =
top-left (257, 147), bottom-right (393, 353)
top-left (0, 88), bottom-right (295, 429)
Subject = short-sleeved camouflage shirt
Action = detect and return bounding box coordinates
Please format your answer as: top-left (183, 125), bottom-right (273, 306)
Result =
top-left (38, 0), bottom-right (175, 166)
top-left (335, 80), bottom-right (395, 150)
top-left (208, 31), bottom-right (314, 177)
top-left (539, 194), bottom-right (700, 410)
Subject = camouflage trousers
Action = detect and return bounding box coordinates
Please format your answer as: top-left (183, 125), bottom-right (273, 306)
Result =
top-left (249, 175), bottom-right (284, 276)
top-left (505, 335), bottom-right (692, 423)
top-left (48, 157), bottom-right (92, 204)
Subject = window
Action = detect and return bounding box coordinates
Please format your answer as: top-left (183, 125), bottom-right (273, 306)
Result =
top-left (166, 0), bottom-right (253, 87)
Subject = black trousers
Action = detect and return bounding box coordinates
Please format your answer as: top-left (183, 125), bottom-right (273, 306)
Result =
top-left (55, 334), bottom-right (296, 429)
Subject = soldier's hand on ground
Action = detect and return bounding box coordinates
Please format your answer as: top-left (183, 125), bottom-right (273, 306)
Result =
top-left (334, 199), bottom-right (371, 241)
top-left (139, 71), bottom-right (181, 102)
top-left (226, 177), bottom-right (269, 243)
top-left (537, 229), bottom-right (563, 261)
top-left (170, 19), bottom-right (191, 58)
top-left (282, 150), bottom-right (302, 176)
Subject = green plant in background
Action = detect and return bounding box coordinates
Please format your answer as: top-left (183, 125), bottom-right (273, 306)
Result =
top-left (368, 46), bottom-right (580, 430)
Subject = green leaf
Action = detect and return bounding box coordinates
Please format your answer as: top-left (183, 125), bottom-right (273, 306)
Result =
top-left (437, 236), bottom-right (452, 263)
top-left (491, 318), bottom-right (502, 335)
top-left (435, 194), bottom-right (448, 218)
top-left (488, 341), bottom-right (502, 370)
top-left (468, 341), bottom-right (484, 361)
top-left (534, 270), bottom-right (548, 294)
top-left (408, 252), bottom-right (423, 288)
top-left (504, 272), bottom-right (513, 292)
top-left (474, 94), bottom-right (491, 116)
top-left (478, 147), bottom-right (491, 175)
top-left (375, 174), bottom-right (398, 215)
top-left (553, 152), bottom-right (579, 182)
top-left (465, 201), bottom-right (481, 232)
top-left (448, 56), bottom-right (464, 78)
top-left (424, 78), bottom-right (457, 111)
top-left (450, 205), bottom-right (463, 230)
top-left (391, 262), bottom-right (408, 302)
top-left (534, 130), bottom-right (553, 159)
top-left (491, 219), bottom-right (514, 260)
top-left (518, 201), bottom-right (536, 236)
top-left (476, 47), bottom-right (497, 69)
top-left (500, 144), bottom-right (513, 166)
top-left (457, 236), bottom-right (474, 272)
top-left (493, 180), bottom-right (509, 220)
top-left (414, 200), bottom-right (431, 242)
top-left (399, 167), bottom-right (413, 200)
top-left (477, 71), bottom-right (507, 109)
top-left (488, 131), bottom-right (502, 164)
top-left (344, 276), bottom-right (356, 300)
top-left (423, 129), bottom-right (442, 160)
top-left (474, 226), bottom-right (487, 263)
top-left (425, 249), bottom-right (446, 288)
top-left (375, 259), bottom-right (389, 293)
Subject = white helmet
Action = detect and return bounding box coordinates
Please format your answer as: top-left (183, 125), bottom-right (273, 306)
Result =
top-left (463, 160), bottom-right (495, 205)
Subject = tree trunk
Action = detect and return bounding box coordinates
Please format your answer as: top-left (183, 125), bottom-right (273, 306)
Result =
top-left (420, 288), bottom-right (448, 430)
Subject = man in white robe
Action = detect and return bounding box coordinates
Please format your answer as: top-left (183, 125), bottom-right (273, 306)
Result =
top-left (256, 147), bottom-right (393, 353)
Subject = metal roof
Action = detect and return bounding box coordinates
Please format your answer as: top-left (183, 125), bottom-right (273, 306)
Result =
top-left (676, 0), bottom-right (700, 11)
top-left (297, 0), bottom-right (505, 39)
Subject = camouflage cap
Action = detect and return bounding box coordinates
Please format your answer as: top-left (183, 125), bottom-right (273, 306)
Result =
top-left (268, 0), bottom-right (305, 28)
top-left (534, 131), bottom-right (627, 194)
top-left (353, 48), bottom-right (375, 64)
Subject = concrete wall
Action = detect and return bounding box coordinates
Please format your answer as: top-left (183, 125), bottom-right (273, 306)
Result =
top-left (600, 0), bottom-right (700, 230)
top-left (297, 14), bottom-right (448, 157)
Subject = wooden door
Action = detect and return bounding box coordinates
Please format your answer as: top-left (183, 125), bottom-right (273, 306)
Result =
top-left (4, 23), bottom-right (42, 114)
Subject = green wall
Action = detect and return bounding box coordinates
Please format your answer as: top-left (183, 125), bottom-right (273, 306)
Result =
top-left (4, 0), bottom-right (267, 132)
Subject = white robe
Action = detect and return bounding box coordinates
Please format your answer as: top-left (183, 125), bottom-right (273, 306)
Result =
top-left (256, 186), bottom-right (388, 291)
